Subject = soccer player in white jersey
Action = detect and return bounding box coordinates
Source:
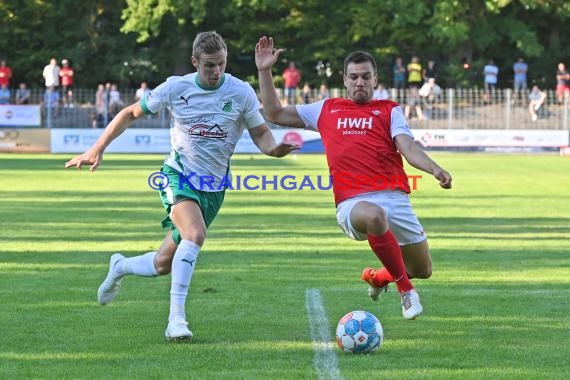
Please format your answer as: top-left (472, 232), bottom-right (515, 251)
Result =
top-left (66, 31), bottom-right (298, 341)
top-left (255, 36), bottom-right (453, 320)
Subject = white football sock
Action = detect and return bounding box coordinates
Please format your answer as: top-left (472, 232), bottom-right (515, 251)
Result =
top-left (169, 240), bottom-right (200, 322)
top-left (118, 252), bottom-right (158, 277)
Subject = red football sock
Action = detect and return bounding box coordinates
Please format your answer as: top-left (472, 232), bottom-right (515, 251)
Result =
top-left (368, 231), bottom-right (413, 293)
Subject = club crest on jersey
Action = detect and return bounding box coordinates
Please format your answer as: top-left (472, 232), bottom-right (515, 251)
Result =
top-left (222, 99), bottom-right (233, 112)
top-left (189, 124), bottom-right (228, 139)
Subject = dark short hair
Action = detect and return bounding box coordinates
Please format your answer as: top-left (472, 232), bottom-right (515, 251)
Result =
top-left (192, 31), bottom-right (227, 60)
top-left (344, 51), bottom-right (377, 74)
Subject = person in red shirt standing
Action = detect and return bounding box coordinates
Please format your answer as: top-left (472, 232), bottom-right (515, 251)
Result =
top-left (0, 60), bottom-right (12, 88)
top-left (256, 36), bottom-right (452, 320)
top-left (282, 61), bottom-right (301, 106)
top-left (59, 59), bottom-right (74, 107)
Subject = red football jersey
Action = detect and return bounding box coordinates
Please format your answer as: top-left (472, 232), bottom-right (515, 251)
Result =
top-left (297, 98), bottom-right (413, 205)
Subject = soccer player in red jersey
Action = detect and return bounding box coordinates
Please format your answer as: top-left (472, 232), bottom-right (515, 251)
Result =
top-left (255, 36), bottom-right (453, 320)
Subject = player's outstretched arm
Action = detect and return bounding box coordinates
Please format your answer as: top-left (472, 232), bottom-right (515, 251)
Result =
top-left (248, 124), bottom-right (299, 158)
top-left (395, 134), bottom-right (452, 189)
top-left (255, 36), bottom-right (305, 129)
top-left (65, 103), bottom-right (145, 171)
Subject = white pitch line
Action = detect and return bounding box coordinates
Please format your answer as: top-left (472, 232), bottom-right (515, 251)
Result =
top-left (305, 288), bottom-right (343, 380)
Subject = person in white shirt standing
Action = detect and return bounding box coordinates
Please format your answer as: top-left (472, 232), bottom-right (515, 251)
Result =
top-left (42, 58), bottom-right (60, 89)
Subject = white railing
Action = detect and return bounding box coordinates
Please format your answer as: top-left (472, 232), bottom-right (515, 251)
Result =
top-left (288, 87), bottom-right (569, 130)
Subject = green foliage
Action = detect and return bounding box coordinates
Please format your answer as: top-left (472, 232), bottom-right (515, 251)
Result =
top-left (0, 0), bottom-right (568, 89)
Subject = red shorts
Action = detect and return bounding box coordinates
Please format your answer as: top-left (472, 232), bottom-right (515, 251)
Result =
top-left (556, 84), bottom-right (570, 96)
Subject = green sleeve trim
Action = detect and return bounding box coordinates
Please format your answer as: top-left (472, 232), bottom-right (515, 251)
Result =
top-left (140, 96), bottom-right (153, 115)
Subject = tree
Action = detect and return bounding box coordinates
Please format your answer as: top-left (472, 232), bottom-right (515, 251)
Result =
top-left (0, 0), bottom-right (568, 90)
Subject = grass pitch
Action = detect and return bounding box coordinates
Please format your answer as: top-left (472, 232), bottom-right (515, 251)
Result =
top-left (1, 152), bottom-right (569, 379)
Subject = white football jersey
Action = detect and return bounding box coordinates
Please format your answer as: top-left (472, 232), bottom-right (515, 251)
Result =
top-left (141, 73), bottom-right (265, 191)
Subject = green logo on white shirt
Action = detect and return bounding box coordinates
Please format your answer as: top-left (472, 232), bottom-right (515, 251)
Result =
top-left (222, 99), bottom-right (233, 112)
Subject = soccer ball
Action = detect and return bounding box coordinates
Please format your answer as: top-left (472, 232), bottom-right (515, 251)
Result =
top-left (335, 310), bottom-right (383, 353)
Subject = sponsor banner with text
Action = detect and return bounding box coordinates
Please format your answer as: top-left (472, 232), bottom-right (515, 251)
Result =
top-left (235, 128), bottom-right (322, 153)
top-left (51, 128), bottom-right (324, 154)
top-left (0, 129), bottom-right (50, 152)
top-left (413, 129), bottom-right (569, 148)
top-left (0, 105), bottom-right (41, 127)
top-left (49, 128), bottom-right (569, 154)
top-left (51, 128), bottom-right (172, 153)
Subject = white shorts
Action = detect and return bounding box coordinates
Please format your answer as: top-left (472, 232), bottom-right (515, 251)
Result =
top-left (336, 191), bottom-right (426, 245)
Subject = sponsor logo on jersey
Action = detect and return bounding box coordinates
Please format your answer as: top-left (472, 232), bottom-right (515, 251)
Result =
top-left (180, 94), bottom-right (191, 105)
top-left (336, 117), bottom-right (373, 129)
top-left (189, 124), bottom-right (228, 139)
top-left (181, 116), bottom-right (215, 126)
top-left (336, 117), bottom-right (373, 135)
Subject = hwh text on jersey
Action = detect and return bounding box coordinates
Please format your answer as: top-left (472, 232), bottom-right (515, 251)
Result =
top-left (337, 117), bottom-right (373, 129)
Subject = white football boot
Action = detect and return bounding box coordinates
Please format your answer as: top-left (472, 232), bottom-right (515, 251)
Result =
top-left (400, 289), bottom-right (423, 320)
top-left (165, 319), bottom-right (193, 342)
top-left (368, 283), bottom-right (389, 301)
top-left (97, 253), bottom-right (125, 305)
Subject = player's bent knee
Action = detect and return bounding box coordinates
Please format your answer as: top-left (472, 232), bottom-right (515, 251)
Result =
top-left (154, 254), bottom-right (173, 275)
top-left (365, 210), bottom-right (389, 232)
top-left (155, 263), bottom-right (172, 275)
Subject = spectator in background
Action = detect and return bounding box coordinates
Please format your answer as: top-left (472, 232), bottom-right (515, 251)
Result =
top-left (0, 60), bottom-right (12, 88)
top-left (15, 83), bottom-right (30, 104)
top-left (60, 59), bottom-right (74, 107)
top-left (513, 57), bottom-right (528, 104)
top-left (406, 56), bottom-right (422, 89)
top-left (419, 78), bottom-right (442, 118)
top-left (135, 81), bottom-right (150, 101)
top-left (108, 84), bottom-right (124, 118)
top-left (103, 82), bottom-right (112, 125)
top-left (0, 84), bottom-right (11, 104)
top-left (302, 82), bottom-right (312, 104)
top-left (483, 59), bottom-right (499, 104)
top-left (43, 85), bottom-right (60, 118)
top-left (318, 83), bottom-right (330, 100)
top-left (528, 85), bottom-right (546, 122)
top-left (393, 57), bottom-right (406, 90)
top-left (282, 61), bottom-right (301, 105)
top-left (404, 86), bottom-right (424, 120)
top-left (135, 81), bottom-right (153, 120)
top-left (43, 58), bottom-right (60, 89)
top-left (373, 83), bottom-right (390, 100)
top-left (556, 62), bottom-right (570, 104)
top-left (93, 84), bottom-right (106, 128)
top-left (423, 60), bottom-right (437, 82)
